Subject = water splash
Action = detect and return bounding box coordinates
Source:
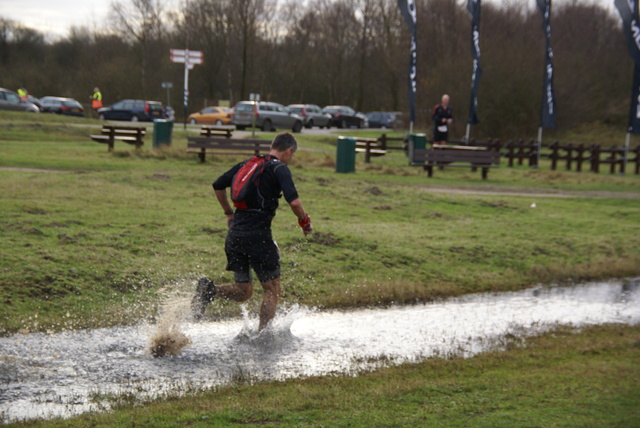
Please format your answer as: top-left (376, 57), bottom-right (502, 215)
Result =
top-left (147, 297), bottom-right (192, 357)
top-left (0, 280), bottom-right (638, 423)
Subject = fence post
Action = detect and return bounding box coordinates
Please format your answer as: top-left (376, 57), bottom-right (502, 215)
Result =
top-left (379, 134), bottom-right (387, 151)
top-left (576, 144), bottom-right (584, 172)
top-left (364, 140), bottom-right (372, 164)
top-left (507, 141), bottom-right (514, 167)
top-left (550, 141), bottom-right (558, 170)
top-left (532, 139), bottom-right (540, 167)
top-left (591, 144), bottom-right (600, 173)
top-left (609, 146), bottom-right (617, 174)
top-left (566, 143), bottom-right (573, 171)
top-left (517, 139), bottom-right (525, 166)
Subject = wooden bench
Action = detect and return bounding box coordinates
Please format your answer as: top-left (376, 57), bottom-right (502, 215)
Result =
top-left (353, 134), bottom-right (408, 163)
top-left (414, 145), bottom-right (501, 179)
top-left (200, 125), bottom-right (234, 138)
top-left (187, 137), bottom-right (271, 163)
top-left (355, 137), bottom-right (387, 163)
top-left (90, 125), bottom-right (146, 151)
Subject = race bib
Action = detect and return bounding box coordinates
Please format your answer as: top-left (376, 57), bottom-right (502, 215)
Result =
top-left (437, 125), bottom-right (448, 132)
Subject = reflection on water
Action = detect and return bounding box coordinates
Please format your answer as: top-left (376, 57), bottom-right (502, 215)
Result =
top-left (1, 280), bottom-right (638, 423)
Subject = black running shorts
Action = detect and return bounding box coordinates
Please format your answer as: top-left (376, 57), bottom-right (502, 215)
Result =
top-left (224, 230), bottom-right (280, 283)
top-left (433, 129), bottom-right (448, 143)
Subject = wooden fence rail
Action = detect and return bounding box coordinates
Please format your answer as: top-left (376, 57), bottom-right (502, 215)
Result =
top-left (463, 138), bottom-right (639, 175)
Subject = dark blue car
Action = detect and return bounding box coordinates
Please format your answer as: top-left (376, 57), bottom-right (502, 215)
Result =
top-left (98, 99), bottom-right (165, 122)
top-left (366, 112), bottom-right (402, 129)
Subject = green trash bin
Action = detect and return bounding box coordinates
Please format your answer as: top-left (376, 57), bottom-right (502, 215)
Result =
top-left (336, 136), bottom-right (356, 173)
top-left (408, 133), bottom-right (427, 165)
top-left (153, 119), bottom-right (173, 148)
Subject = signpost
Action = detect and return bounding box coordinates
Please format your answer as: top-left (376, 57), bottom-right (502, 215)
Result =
top-left (161, 82), bottom-right (172, 108)
top-left (249, 93), bottom-right (260, 137)
top-left (170, 49), bottom-right (203, 128)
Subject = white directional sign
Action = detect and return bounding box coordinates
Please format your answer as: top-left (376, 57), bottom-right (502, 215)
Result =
top-left (170, 48), bottom-right (204, 128)
top-left (170, 49), bottom-right (203, 65)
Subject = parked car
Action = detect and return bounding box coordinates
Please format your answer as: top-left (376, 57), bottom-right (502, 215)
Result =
top-left (287, 104), bottom-right (332, 129)
top-left (232, 101), bottom-right (303, 133)
top-left (366, 112), bottom-right (402, 129)
top-left (27, 95), bottom-right (42, 109)
top-left (322, 105), bottom-right (365, 128)
top-left (0, 88), bottom-right (39, 112)
top-left (356, 111), bottom-right (369, 128)
top-left (39, 96), bottom-right (84, 117)
top-left (97, 99), bottom-right (165, 122)
top-left (187, 106), bottom-right (232, 125)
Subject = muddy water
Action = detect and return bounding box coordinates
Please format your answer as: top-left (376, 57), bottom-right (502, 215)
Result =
top-left (1, 280), bottom-right (638, 423)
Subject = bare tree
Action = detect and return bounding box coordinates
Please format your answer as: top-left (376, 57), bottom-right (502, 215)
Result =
top-left (227, 0), bottom-right (271, 100)
top-left (109, 0), bottom-right (167, 97)
top-left (179, 0), bottom-right (232, 106)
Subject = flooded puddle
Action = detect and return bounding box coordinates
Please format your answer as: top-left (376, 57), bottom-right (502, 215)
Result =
top-left (1, 280), bottom-right (638, 423)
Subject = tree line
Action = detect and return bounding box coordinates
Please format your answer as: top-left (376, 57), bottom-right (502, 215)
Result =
top-left (0, 0), bottom-right (630, 139)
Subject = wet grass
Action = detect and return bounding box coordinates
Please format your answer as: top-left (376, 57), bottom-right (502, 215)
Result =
top-left (10, 324), bottom-right (640, 427)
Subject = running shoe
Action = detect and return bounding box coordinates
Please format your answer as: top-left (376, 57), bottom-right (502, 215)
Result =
top-left (191, 277), bottom-right (216, 320)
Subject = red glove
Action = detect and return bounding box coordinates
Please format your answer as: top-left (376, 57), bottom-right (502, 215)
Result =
top-left (298, 214), bottom-right (312, 234)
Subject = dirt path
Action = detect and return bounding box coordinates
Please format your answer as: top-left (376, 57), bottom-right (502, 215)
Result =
top-left (419, 185), bottom-right (640, 199)
top-left (2, 167), bottom-right (638, 199)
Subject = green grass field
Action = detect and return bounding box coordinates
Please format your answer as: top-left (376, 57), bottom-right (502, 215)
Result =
top-left (2, 111), bottom-right (640, 426)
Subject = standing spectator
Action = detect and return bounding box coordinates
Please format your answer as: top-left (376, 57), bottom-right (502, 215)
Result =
top-left (192, 132), bottom-right (313, 331)
top-left (17, 87), bottom-right (28, 101)
top-left (432, 94), bottom-right (453, 146)
top-left (90, 87), bottom-right (103, 117)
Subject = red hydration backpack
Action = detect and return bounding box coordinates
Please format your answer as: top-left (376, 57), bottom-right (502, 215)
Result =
top-left (230, 155), bottom-right (274, 209)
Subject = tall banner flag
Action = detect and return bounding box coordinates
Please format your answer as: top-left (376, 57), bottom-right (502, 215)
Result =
top-left (398, 0), bottom-right (417, 126)
top-left (615, 0), bottom-right (640, 134)
top-left (467, 0), bottom-right (482, 126)
top-left (537, 0), bottom-right (557, 129)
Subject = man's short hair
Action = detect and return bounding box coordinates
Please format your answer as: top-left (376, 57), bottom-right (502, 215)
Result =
top-left (271, 132), bottom-right (298, 153)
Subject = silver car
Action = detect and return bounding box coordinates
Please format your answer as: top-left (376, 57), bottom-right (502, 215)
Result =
top-left (232, 101), bottom-right (303, 133)
top-left (287, 104), bottom-right (332, 129)
top-left (0, 88), bottom-right (40, 113)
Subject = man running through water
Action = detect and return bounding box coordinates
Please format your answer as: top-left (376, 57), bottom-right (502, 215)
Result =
top-left (192, 132), bottom-right (312, 330)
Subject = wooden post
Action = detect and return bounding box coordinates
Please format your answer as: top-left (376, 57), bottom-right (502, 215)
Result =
top-left (506, 141), bottom-right (514, 167)
top-left (135, 128), bottom-right (143, 150)
top-left (379, 134), bottom-right (387, 151)
top-left (623, 132), bottom-right (630, 176)
top-left (591, 144), bottom-right (600, 173)
top-left (517, 139), bottom-right (525, 166)
top-left (107, 127), bottom-right (115, 152)
top-left (566, 143), bottom-right (573, 171)
top-left (609, 146), bottom-right (617, 174)
top-left (364, 140), bottom-right (372, 164)
top-left (550, 141), bottom-right (558, 170)
top-left (576, 144), bottom-right (584, 172)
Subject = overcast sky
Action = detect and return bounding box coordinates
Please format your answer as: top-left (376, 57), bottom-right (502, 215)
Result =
top-left (0, 0), bottom-right (111, 38)
top-left (0, 0), bottom-right (616, 39)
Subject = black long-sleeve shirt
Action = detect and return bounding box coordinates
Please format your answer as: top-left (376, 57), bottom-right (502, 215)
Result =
top-left (431, 104), bottom-right (453, 129)
top-left (212, 155), bottom-right (299, 231)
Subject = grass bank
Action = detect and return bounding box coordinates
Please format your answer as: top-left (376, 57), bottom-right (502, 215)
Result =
top-left (1, 112), bottom-right (640, 334)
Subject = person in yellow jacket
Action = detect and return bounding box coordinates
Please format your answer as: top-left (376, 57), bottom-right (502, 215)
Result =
top-left (17, 87), bottom-right (28, 100)
top-left (90, 87), bottom-right (102, 116)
